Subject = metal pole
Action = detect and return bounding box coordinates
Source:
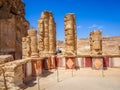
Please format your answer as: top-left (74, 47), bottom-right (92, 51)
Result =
top-left (102, 67), bottom-right (104, 77)
top-left (57, 67), bottom-right (59, 82)
top-left (38, 76), bottom-right (40, 90)
top-left (72, 66), bottom-right (73, 77)
top-left (102, 60), bottom-right (104, 77)
top-left (37, 70), bottom-right (40, 90)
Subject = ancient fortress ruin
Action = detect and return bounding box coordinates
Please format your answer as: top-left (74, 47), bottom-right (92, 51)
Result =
top-left (0, 0), bottom-right (29, 59)
top-left (0, 0), bottom-right (120, 90)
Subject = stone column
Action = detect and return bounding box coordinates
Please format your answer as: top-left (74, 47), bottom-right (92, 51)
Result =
top-left (64, 14), bottom-right (77, 56)
top-left (49, 12), bottom-right (56, 55)
top-left (43, 12), bottom-right (49, 53)
top-left (90, 30), bottom-right (102, 55)
top-left (28, 30), bottom-right (38, 58)
top-left (38, 11), bottom-right (56, 57)
top-left (38, 19), bottom-right (44, 56)
top-left (22, 36), bottom-right (31, 58)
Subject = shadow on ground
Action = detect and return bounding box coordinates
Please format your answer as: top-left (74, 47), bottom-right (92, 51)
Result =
top-left (20, 78), bottom-right (37, 89)
top-left (21, 70), bottom-right (54, 89)
top-left (41, 69), bottom-right (54, 77)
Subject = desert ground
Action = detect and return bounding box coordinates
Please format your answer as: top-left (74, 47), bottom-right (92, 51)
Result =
top-left (23, 68), bottom-right (120, 90)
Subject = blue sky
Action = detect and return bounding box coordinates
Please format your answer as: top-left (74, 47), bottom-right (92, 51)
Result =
top-left (23, 0), bottom-right (120, 41)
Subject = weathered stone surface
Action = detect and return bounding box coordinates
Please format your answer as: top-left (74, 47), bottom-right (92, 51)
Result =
top-left (22, 36), bottom-right (31, 58)
top-left (0, 67), bottom-right (7, 90)
top-left (22, 29), bottom-right (39, 58)
top-left (90, 30), bottom-right (102, 55)
top-left (119, 45), bottom-right (120, 55)
top-left (38, 11), bottom-right (56, 57)
top-left (0, 58), bottom-right (31, 90)
top-left (0, 55), bottom-right (14, 64)
top-left (0, 0), bottom-right (29, 59)
top-left (64, 14), bottom-right (77, 56)
top-left (28, 30), bottom-right (38, 58)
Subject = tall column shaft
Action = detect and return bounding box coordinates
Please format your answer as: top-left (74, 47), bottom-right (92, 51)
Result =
top-left (22, 36), bottom-right (31, 58)
top-left (38, 20), bottom-right (44, 53)
top-left (64, 14), bottom-right (77, 56)
top-left (90, 30), bottom-right (102, 55)
top-left (38, 11), bottom-right (56, 57)
top-left (28, 30), bottom-right (38, 58)
top-left (49, 15), bottom-right (56, 54)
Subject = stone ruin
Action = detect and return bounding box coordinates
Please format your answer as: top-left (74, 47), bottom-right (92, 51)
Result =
top-left (22, 30), bottom-right (39, 58)
top-left (90, 30), bottom-right (102, 55)
top-left (0, 0), bottom-right (120, 90)
top-left (0, 55), bottom-right (33, 90)
top-left (38, 11), bottom-right (56, 57)
top-left (64, 14), bottom-right (77, 56)
top-left (22, 11), bottom-right (56, 58)
top-left (0, 0), bottom-right (29, 59)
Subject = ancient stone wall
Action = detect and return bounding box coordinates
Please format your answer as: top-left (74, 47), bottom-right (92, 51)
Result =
top-left (0, 54), bottom-right (45, 90)
top-left (0, 55), bottom-right (13, 89)
top-left (0, 55), bottom-right (31, 90)
top-left (64, 14), bottom-right (77, 56)
top-left (38, 11), bottom-right (56, 57)
top-left (90, 30), bottom-right (102, 55)
top-left (0, 0), bottom-right (29, 59)
top-left (0, 55), bottom-right (14, 64)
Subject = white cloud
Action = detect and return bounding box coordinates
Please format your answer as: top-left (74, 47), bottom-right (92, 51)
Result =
top-left (88, 24), bottom-right (103, 29)
top-left (88, 24), bottom-right (98, 28)
top-left (98, 26), bottom-right (103, 29)
top-left (77, 25), bottom-right (82, 29)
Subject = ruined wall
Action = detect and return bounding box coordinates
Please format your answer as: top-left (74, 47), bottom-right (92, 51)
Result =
top-left (0, 55), bottom-right (14, 64)
top-left (64, 14), bottom-right (77, 56)
top-left (38, 11), bottom-right (56, 57)
top-left (0, 55), bottom-right (44, 90)
top-left (90, 30), bottom-right (102, 55)
top-left (0, 0), bottom-right (29, 59)
top-left (0, 58), bottom-right (31, 90)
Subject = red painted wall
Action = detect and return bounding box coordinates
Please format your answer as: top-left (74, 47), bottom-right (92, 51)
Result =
top-left (103, 57), bottom-right (109, 67)
top-left (85, 57), bottom-right (92, 67)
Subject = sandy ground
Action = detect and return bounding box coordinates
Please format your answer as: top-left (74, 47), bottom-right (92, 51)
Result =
top-left (23, 68), bottom-right (120, 90)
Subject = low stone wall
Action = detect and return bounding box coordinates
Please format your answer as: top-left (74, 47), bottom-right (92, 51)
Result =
top-left (0, 57), bottom-right (31, 90)
top-left (0, 67), bottom-right (7, 90)
top-left (0, 55), bottom-right (120, 89)
top-left (0, 55), bottom-right (44, 90)
top-left (0, 55), bottom-right (14, 64)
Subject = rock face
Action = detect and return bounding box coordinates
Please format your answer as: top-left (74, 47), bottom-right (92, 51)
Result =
top-left (0, 0), bottom-right (29, 59)
top-left (90, 30), bottom-right (102, 55)
top-left (64, 14), bottom-right (77, 56)
top-left (77, 38), bottom-right (90, 55)
top-left (119, 45), bottom-right (120, 55)
top-left (57, 36), bottom-right (120, 56)
top-left (38, 11), bottom-right (56, 57)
